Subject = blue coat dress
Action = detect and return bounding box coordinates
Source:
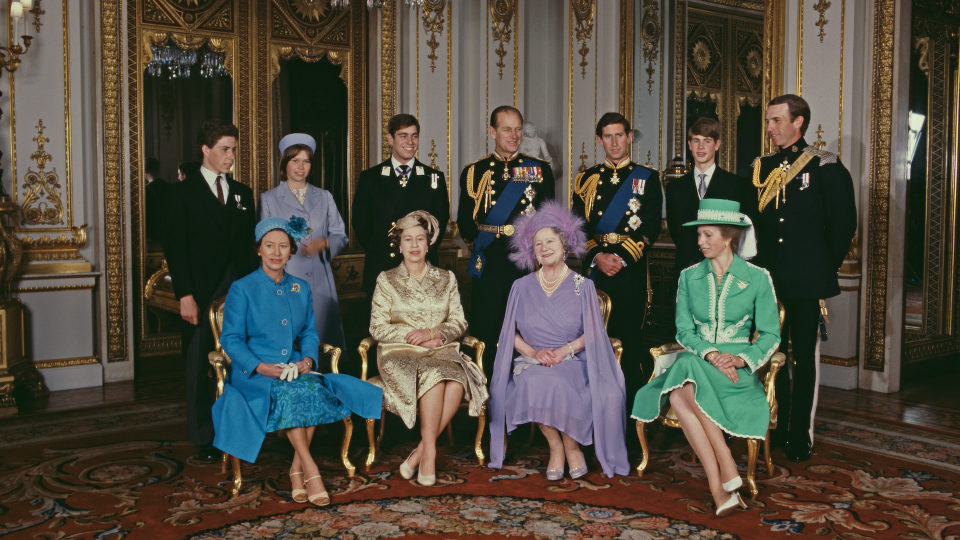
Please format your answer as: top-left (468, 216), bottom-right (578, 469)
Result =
top-left (259, 183), bottom-right (349, 350)
top-left (212, 268), bottom-right (382, 463)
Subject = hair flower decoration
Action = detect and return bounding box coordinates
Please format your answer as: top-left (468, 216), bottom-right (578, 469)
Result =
top-left (287, 216), bottom-right (312, 241)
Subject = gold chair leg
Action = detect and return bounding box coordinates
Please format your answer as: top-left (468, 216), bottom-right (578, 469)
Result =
top-left (635, 420), bottom-right (650, 477)
top-left (364, 418), bottom-right (377, 472)
top-left (220, 451), bottom-right (229, 474)
top-left (746, 438), bottom-right (760, 499)
top-left (474, 407), bottom-right (487, 466)
top-left (764, 434), bottom-right (774, 477)
top-left (341, 417), bottom-right (356, 477)
top-left (229, 454), bottom-right (242, 499)
top-left (376, 411), bottom-right (386, 454)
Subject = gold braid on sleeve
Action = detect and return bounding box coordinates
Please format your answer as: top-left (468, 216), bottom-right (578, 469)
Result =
top-left (471, 170), bottom-right (493, 221)
top-left (573, 172), bottom-right (601, 218)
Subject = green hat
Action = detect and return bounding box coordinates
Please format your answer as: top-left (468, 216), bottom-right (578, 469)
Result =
top-left (682, 198), bottom-right (751, 227)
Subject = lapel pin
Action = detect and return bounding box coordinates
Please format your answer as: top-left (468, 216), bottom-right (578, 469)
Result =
top-left (381, 166), bottom-right (390, 176)
top-left (416, 166), bottom-right (425, 176)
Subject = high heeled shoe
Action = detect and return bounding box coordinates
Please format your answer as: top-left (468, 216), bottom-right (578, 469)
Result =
top-left (545, 465), bottom-right (564, 481)
top-left (715, 492), bottom-right (747, 518)
top-left (304, 475), bottom-right (330, 507)
top-left (722, 476), bottom-right (743, 493)
top-left (568, 450), bottom-right (588, 480)
top-left (417, 470), bottom-right (436, 486)
top-left (289, 470), bottom-right (308, 503)
top-left (399, 449), bottom-right (419, 480)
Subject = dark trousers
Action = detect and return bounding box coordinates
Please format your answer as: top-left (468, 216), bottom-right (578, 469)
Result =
top-left (774, 298), bottom-right (821, 446)
top-left (592, 261), bottom-right (649, 404)
top-left (470, 260), bottom-right (522, 380)
top-left (182, 268), bottom-right (236, 446)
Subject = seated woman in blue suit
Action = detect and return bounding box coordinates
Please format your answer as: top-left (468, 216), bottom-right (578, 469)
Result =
top-left (212, 216), bottom-right (382, 507)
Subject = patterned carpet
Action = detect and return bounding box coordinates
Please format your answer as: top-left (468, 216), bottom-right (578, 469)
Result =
top-left (2, 405), bottom-right (960, 539)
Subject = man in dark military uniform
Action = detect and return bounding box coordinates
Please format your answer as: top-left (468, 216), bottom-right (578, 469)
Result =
top-left (573, 112), bottom-right (662, 400)
top-left (457, 105), bottom-right (555, 379)
top-left (353, 114), bottom-right (450, 300)
top-left (752, 94), bottom-right (857, 463)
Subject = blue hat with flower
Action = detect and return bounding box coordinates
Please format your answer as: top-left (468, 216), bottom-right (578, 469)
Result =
top-left (255, 216), bottom-right (312, 242)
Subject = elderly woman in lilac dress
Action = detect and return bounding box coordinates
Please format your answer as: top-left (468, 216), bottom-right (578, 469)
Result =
top-left (488, 202), bottom-right (630, 480)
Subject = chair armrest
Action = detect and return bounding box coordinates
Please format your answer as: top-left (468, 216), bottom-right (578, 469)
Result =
top-left (357, 337), bottom-right (378, 381)
top-left (610, 338), bottom-right (623, 366)
top-left (648, 342), bottom-right (684, 382)
top-left (764, 352), bottom-right (785, 413)
top-left (321, 343), bottom-right (342, 374)
top-left (207, 349), bottom-right (231, 399)
top-left (460, 335), bottom-right (485, 373)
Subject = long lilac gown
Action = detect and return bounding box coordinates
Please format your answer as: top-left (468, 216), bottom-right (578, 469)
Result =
top-left (488, 271), bottom-right (630, 477)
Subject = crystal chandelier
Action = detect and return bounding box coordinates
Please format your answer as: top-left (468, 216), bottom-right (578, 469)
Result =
top-left (147, 44), bottom-right (228, 80)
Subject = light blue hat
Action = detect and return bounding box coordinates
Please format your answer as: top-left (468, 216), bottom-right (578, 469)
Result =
top-left (255, 216), bottom-right (312, 242)
top-left (279, 133), bottom-right (316, 154)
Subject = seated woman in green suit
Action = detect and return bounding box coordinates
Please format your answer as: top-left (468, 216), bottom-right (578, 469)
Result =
top-left (631, 199), bottom-right (780, 517)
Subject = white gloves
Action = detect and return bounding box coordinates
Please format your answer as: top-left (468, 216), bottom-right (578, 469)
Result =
top-left (279, 363), bottom-right (300, 382)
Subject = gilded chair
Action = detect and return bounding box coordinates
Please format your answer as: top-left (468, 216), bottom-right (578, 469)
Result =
top-left (206, 295), bottom-right (358, 499)
top-left (634, 301), bottom-right (786, 499)
top-left (342, 335), bottom-right (487, 470)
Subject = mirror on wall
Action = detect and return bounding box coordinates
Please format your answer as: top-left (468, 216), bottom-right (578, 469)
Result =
top-left (271, 55), bottom-right (350, 225)
top-left (141, 39), bottom-right (233, 337)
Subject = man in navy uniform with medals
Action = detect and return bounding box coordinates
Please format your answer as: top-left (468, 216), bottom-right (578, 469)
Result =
top-left (752, 94), bottom-right (856, 462)
top-left (353, 114), bottom-right (450, 300)
top-left (457, 105), bottom-right (555, 379)
top-left (573, 112), bottom-right (662, 399)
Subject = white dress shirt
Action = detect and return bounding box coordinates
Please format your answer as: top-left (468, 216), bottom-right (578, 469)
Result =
top-left (391, 156), bottom-right (415, 175)
top-left (694, 162), bottom-right (716, 199)
top-left (200, 166), bottom-right (230, 201)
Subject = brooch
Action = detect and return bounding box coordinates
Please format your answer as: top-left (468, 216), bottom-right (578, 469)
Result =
top-left (234, 193), bottom-right (245, 210)
top-left (628, 198), bottom-right (640, 212)
top-left (291, 283), bottom-right (301, 293)
top-left (416, 166), bottom-right (425, 176)
top-left (381, 166), bottom-right (391, 176)
top-left (737, 281), bottom-right (748, 289)
top-left (628, 215), bottom-right (641, 230)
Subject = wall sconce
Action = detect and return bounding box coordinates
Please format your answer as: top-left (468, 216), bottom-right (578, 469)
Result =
top-left (1, 0), bottom-right (34, 74)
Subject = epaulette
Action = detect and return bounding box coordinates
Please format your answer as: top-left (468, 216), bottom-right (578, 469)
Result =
top-left (750, 150), bottom-right (777, 169)
top-left (802, 146), bottom-right (838, 165)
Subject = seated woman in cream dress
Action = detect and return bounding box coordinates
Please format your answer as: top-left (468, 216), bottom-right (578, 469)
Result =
top-left (370, 210), bottom-right (488, 486)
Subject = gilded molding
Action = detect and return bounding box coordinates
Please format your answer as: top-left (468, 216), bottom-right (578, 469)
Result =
top-left (838, 0), bottom-right (845, 157)
top-left (572, 0), bottom-right (594, 79)
top-left (797, 0), bottom-right (802, 95)
top-left (820, 355), bottom-right (857, 367)
top-left (62, 0), bottom-right (75, 230)
top-left (489, 0), bottom-right (515, 80)
top-left (29, 0), bottom-right (45, 33)
top-left (34, 356), bottom-right (99, 370)
top-left (103, 0), bottom-right (127, 362)
top-left (641, 0), bottom-right (661, 95)
top-left (673, 1), bottom-right (685, 158)
top-left (762, 0), bottom-right (786, 154)
top-left (22, 120), bottom-right (64, 226)
top-left (446, 0), bottom-right (452, 190)
top-left (269, 45), bottom-right (346, 83)
top-left (813, 0), bottom-right (831, 43)
top-left (618, 0), bottom-right (633, 120)
top-left (862, 0), bottom-right (895, 372)
top-left (699, 0), bottom-right (762, 10)
top-left (18, 225), bottom-right (87, 262)
top-left (12, 283), bottom-right (94, 293)
top-left (381, 0), bottom-right (396, 161)
top-left (421, 0), bottom-right (445, 73)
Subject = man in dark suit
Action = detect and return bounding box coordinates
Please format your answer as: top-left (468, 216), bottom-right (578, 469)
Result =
top-left (353, 114), bottom-right (450, 300)
top-left (573, 112), bottom-right (661, 398)
top-left (457, 106), bottom-right (555, 378)
top-left (164, 119), bottom-right (258, 461)
top-left (752, 94), bottom-right (857, 462)
top-left (666, 117), bottom-right (757, 274)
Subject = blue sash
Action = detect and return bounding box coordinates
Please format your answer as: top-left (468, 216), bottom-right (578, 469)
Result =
top-left (468, 176), bottom-right (530, 279)
top-left (595, 166), bottom-right (652, 234)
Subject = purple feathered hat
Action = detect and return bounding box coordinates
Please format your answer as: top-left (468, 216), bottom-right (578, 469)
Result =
top-left (508, 201), bottom-right (587, 272)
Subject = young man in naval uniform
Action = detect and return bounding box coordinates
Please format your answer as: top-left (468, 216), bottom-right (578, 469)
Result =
top-left (752, 94), bottom-right (857, 462)
top-left (666, 117), bottom-right (756, 275)
top-left (457, 105), bottom-right (555, 379)
top-left (573, 112), bottom-right (662, 400)
top-left (353, 114), bottom-right (450, 300)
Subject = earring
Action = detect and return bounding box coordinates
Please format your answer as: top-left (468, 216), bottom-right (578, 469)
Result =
top-left (724, 241), bottom-right (729, 247)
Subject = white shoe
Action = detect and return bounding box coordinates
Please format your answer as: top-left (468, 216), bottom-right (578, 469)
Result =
top-left (715, 492), bottom-right (746, 518)
top-left (417, 470), bottom-right (436, 486)
top-left (399, 449), bottom-right (418, 480)
top-left (722, 476), bottom-right (743, 493)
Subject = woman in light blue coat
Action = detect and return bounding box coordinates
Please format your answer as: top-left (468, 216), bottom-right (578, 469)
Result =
top-left (212, 217), bottom-right (382, 507)
top-left (259, 133), bottom-right (349, 351)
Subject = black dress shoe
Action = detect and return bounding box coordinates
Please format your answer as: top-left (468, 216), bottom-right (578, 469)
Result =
top-left (197, 444), bottom-right (221, 461)
top-left (785, 439), bottom-right (812, 462)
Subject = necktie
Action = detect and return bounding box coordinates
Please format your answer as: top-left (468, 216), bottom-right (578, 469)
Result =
top-left (697, 173), bottom-right (707, 199)
top-left (397, 165), bottom-right (410, 187)
top-left (215, 175), bottom-right (225, 205)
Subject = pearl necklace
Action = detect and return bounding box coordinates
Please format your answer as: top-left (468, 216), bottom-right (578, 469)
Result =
top-left (538, 265), bottom-right (568, 295)
top-left (410, 264), bottom-right (429, 282)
